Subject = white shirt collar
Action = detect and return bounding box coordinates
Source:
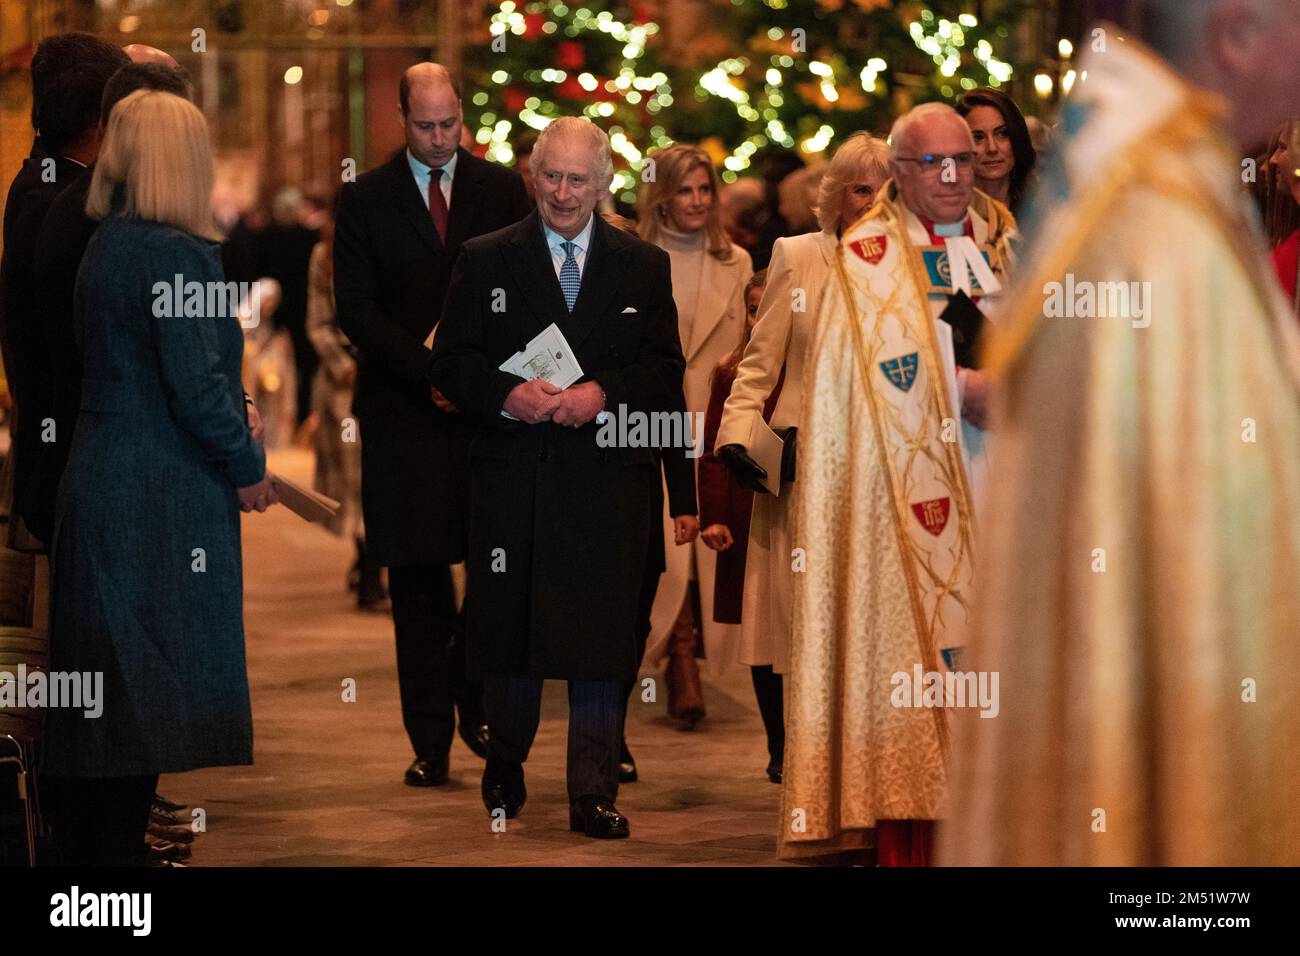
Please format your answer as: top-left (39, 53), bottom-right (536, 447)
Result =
top-left (406, 148), bottom-right (458, 182)
top-left (541, 212), bottom-right (594, 255)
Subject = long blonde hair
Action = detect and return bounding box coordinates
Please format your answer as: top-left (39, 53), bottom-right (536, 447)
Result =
top-left (86, 89), bottom-right (220, 240)
top-left (637, 143), bottom-right (735, 261)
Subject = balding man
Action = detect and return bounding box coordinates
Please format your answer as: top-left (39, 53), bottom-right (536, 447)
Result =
top-left (121, 44), bottom-right (178, 67)
top-left (770, 103), bottom-right (1016, 863)
top-left (942, 1), bottom-right (1300, 866)
top-left (333, 63), bottom-right (530, 788)
top-left (429, 117), bottom-right (685, 838)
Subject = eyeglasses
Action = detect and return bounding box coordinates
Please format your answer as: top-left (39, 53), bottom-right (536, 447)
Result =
top-left (894, 151), bottom-right (975, 175)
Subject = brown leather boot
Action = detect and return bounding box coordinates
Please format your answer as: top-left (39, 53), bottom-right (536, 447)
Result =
top-left (665, 593), bottom-right (706, 728)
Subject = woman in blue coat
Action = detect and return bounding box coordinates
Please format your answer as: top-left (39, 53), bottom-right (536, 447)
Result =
top-left (41, 90), bottom-right (278, 865)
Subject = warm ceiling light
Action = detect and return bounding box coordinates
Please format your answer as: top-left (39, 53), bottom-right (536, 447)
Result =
top-left (284, 66), bottom-right (304, 85)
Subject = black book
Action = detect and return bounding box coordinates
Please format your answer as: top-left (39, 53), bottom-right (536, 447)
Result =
top-left (941, 289), bottom-right (988, 369)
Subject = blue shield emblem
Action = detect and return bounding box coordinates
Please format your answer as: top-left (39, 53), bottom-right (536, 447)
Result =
top-left (922, 248), bottom-right (992, 295)
top-left (879, 352), bottom-right (919, 392)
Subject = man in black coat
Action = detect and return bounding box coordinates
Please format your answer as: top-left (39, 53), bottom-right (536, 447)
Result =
top-left (33, 62), bottom-right (193, 549)
top-left (429, 117), bottom-right (686, 838)
top-left (0, 33), bottom-right (128, 550)
top-left (333, 63), bottom-right (530, 787)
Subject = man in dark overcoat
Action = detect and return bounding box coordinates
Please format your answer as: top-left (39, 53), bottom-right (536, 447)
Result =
top-left (333, 63), bottom-right (530, 786)
top-left (429, 116), bottom-right (685, 838)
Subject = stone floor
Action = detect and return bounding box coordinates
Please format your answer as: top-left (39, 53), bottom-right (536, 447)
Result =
top-left (166, 449), bottom-right (790, 866)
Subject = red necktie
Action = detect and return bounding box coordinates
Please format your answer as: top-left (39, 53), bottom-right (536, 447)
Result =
top-left (428, 168), bottom-right (448, 242)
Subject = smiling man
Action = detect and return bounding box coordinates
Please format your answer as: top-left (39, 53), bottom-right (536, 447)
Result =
top-left (777, 102), bottom-right (1016, 864)
top-left (428, 116), bottom-right (685, 839)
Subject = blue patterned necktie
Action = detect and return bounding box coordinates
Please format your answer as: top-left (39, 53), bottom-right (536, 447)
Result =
top-left (559, 240), bottom-right (581, 311)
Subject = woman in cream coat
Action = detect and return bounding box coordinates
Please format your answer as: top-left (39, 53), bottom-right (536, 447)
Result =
top-left (638, 144), bottom-right (753, 726)
top-left (713, 133), bottom-right (891, 678)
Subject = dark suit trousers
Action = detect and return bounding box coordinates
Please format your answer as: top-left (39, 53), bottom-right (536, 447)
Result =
top-left (387, 563), bottom-right (484, 759)
top-left (484, 676), bottom-right (625, 803)
top-left (623, 565), bottom-right (663, 730)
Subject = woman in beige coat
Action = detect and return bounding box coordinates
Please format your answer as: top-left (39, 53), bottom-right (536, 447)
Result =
top-left (638, 144), bottom-right (753, 726)
top-left (713, 133), bottom-right (891, 679)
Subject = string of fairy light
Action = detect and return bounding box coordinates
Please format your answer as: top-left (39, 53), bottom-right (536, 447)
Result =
top-left (702, 8), bottom-right (1018, 180)
top-left (475, 2), bottom-right (1024, 194)
top-left (476, 1), bottom-right (675, 201)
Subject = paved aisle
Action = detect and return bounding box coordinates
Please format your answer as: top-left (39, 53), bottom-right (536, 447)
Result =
top-left (167, 450), bottom-right (788, 866)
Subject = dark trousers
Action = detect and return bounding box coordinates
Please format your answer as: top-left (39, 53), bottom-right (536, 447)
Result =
top-left (750, 665), bottom-right (785, 762)
top-left (484, 676), bottom-right (625, 803)
top-left (623, 564), bottom-right (663, 729)
top-left (388, 562), bottom-right (484, 760)
top-left (43, 773), bottom-right (159, 866)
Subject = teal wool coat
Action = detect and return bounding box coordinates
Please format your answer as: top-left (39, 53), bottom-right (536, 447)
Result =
top-left (42, 214), bottom-right (265, 777)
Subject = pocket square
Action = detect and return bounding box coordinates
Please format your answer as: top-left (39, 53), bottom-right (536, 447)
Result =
top-left (621, 306), bottom-right (638, 314)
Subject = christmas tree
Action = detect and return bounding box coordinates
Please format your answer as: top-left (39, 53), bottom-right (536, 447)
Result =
top-left (461, 1), bottom-right (1038, 194)
top-left (461, 1), bottom-right (679, 204)
top-left (676, 0), bottom-right (1036, 181)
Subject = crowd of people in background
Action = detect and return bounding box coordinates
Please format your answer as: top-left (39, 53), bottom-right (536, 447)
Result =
top-left (4, 1), bottom-right (1300, 867)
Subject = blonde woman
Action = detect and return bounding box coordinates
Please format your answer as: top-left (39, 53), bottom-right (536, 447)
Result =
top-left (638, 143), bottom-right (753, 726)
top-left (43, 90), bottom-right (273, 865)
top-left (713, 132), bottom-right (890, 684)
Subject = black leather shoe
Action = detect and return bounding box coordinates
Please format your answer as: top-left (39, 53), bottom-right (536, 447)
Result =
top-left (404, 755), bottom-right (449, 787)
top-left (153, 793), bottom-right (187, 814)
top-left (618, 739), bottom-right (638, 783)
top-left (569, 795), bottom-right (630, 839)
top-left (458, 721), bottom-right (490, 759)
top-left (150, 806), bottom-right (181, 828)
top-left (146, 839), bottom-right (192, 864)
top-left (481, 777), bottom-right (526, 819)
top-left (147, 818), bottom-right (195, 844)
top-left (766, 761), bottom-right (783, 784)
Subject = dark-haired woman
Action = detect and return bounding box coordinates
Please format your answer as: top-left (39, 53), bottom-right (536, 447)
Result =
top-left (957, 87), bottom-right (1037, 214)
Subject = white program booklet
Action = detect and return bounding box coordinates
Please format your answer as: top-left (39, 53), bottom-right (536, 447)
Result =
top-left (498, 323), bottom-right (584, 420)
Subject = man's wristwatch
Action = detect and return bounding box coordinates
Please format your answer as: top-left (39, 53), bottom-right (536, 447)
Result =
top-left (594, 384), bottom-right (609, 425)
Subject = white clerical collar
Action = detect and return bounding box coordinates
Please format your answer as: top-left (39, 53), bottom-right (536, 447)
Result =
top-left (542, 212), bottom-right (594, 254)
top-left (932, 218), bottom-right (969, 238)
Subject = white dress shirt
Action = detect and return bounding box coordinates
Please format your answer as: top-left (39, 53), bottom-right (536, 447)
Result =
top-left (407, 149), bottom-right (457, 209)
top-left (542, 213), bottom-right (594, 281)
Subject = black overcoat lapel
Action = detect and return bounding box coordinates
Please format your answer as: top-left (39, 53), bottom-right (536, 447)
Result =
top-left (387, 150), bottom-right (442, 254)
